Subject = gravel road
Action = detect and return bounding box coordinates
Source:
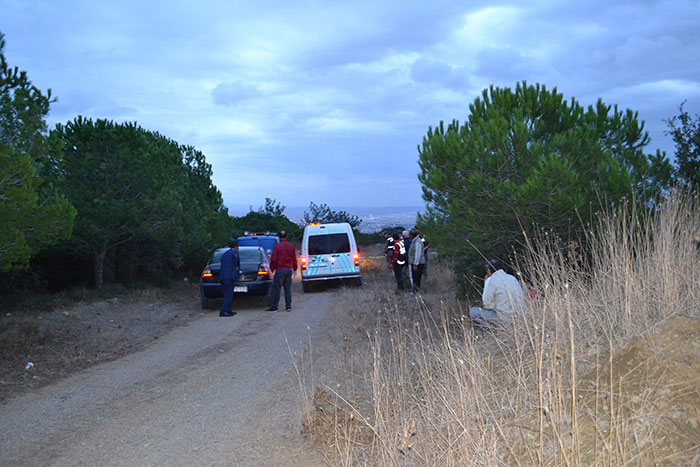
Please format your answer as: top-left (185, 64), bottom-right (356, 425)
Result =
top-left (0, 281), bottom-right (347, 466)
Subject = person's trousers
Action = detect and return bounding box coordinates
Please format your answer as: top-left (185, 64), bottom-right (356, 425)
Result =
top-left (469, 307), bottom-right (512, 328)
top-left (411, 264), bottom-right (425, 290)
top-left (393, 264), bottom-right (404, 290)
top-left (220, 279), bottom-right (235, 313)
top-left (270, 270), bottom-right (293, 309)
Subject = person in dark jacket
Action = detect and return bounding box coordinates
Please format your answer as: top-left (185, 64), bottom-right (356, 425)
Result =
top-left (219, 240), bottom-right (240, 317)
top-left (384, 233), bottom-right (395, 266)
top-left (389, 232), bottom-right (406, 290)
top-left (267, 231), bottom-right (298, 312)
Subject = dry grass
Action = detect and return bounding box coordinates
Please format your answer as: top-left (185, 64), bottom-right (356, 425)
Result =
top-left (298, 192), bottom-right (700, 466)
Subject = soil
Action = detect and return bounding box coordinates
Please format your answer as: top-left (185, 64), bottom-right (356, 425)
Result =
top-left (0, 278), bottom-right (356, 466)
top-left (0, 285), bottom-right (204, 403)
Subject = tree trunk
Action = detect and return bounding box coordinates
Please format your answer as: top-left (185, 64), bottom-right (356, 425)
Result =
top-left (94, 247), bottom-right (106, 289)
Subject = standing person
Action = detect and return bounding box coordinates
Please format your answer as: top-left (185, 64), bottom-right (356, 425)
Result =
top-left (384, 233), bottom-right (395, 266)
top-left (469, 258), bottom-right (527, 328)
top-left (219, 240), bottom-right (240, 317)
top-left (402, 230), bottom-right (413, 288)
top-left (421, 234), bottom-right (431, 276)
top-left (267, 231), bottom-right (297, 312)
top-left (388, 233), bottom-right (407, 290)
top-left (408, 229), bottom-right (426, 290)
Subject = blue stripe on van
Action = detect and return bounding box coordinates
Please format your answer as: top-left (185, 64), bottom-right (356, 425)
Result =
top-left (337, 254), bottom-right (347, 273)
top-left (341, 254), bottom-right (352, 273)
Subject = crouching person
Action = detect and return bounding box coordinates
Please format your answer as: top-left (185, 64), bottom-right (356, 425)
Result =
top-left (469, 258), bottom-right (526, 328)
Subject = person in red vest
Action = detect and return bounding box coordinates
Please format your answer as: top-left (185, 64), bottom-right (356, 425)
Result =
top-left (267, 231), bottom-right (298, 312)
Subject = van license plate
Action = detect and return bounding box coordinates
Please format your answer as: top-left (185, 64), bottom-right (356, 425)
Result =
top-left (234, 286), bottom-right (248, 293)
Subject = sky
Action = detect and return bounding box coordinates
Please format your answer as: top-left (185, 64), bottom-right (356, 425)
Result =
top-left (2, 0), bottom-right (699, 209)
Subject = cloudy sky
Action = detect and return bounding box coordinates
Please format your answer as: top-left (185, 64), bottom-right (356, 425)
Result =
top-left (2, 0), bottom-right (698, 209)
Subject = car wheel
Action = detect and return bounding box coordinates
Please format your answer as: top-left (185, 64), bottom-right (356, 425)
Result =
top-left (200, 290), bottom-right (211, 309)
top-left (354, 277), bottom-right (363, 287)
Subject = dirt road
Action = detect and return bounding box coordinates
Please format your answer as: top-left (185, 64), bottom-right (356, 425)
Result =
top-left (0, 281), bottom-right (348, 466)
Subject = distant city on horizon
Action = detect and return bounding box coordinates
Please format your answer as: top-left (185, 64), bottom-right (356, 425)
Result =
top-left (225, 204), bottom-right (425, 233)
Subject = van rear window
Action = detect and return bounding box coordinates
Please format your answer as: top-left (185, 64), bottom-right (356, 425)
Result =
top-left (308, 233), bottom-right (350, 255)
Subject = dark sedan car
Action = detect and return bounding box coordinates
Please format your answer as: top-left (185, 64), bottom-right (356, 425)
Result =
top-left (199, 246), bottom-right (272, 308)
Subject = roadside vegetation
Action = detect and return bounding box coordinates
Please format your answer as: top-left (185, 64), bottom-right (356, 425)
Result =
top-left (300, 192), bottom-right (700, 465)
top-left (0, 30), bottom-right (361, 305)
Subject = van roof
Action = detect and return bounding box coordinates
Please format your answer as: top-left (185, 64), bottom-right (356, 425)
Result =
top-left (304, 222), bottom-right (352, 229)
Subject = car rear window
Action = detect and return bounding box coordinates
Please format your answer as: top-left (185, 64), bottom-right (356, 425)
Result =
top-left (239, 249), bottom-right (263, 263)
top-left (210, 249), bottom-right (228, 263)
top-left (210, 248), bottom-right (263, 264)
top-left (308, 233), bottom-right (350, 255)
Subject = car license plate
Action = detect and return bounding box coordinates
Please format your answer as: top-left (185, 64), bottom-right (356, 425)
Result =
top-left (312, 261), bottom-right (327, 267)
top-left (234, 286), bottom-right (248, 293)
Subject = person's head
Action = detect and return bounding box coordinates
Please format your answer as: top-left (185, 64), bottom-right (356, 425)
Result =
top-left (484, 258), bottom-right (502, 275)
top-left (279, 231), bottom-right (287, 239)
top-left (392, 232), bottom-right (400, 241)
top-left (402, 230), bottom-right (409, 239)
top-left (408, 228), bottom-right (419, 239)
top-left (228, 239), bottom-right (238, 249)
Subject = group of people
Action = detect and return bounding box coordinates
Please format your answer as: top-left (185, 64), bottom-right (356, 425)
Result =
top-left (218, 231), bottom-right (297, 317)
top-left (384, 231), bottom-right (528, 329)
top-left (385, 228), bottom-right (428, 292)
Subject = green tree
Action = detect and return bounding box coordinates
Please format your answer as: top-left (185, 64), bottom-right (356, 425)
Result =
top-left (665, 101), bottom-right (700, 190)
top-left (302, 201), bottom-right (362, 228)
top-left (257, 197), bottom-right (286, 217)
top-left (0, 32), bottom-right (75, 272)
top-left (50, 118), bottom-right (189, 287)
top-left (175, 145), bottom-right (232, 274)
top-left (231, 201), bottom-right (301, 240)
top-left (417, 82), bottom-right (673, 287)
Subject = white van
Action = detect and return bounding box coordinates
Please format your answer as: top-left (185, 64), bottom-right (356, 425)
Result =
top-left (300, 222), bottom-right (362, 292)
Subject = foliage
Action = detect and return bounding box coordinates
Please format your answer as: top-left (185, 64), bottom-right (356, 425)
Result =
top-left (302, 201), bottom-right (362, 228)
top-left (354, 231), bottom-right (384, 247)
top-left (256, 197), bottom-right (286, 217)
top-left (231, 201), bottom-right (301, 241)
top-left (417, 82), bottom-right (673, 290)
top-left (665, 101), bottom-right (700, 190)
top-left (0, 32), bottom-right (76, 272)
top-left (48, 117), bottom-right (229, 288)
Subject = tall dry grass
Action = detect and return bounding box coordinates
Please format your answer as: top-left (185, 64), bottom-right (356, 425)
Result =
top-left (300, 192), bottom-right (700, 466)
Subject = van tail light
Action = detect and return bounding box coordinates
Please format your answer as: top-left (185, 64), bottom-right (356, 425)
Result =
top-left (202, 266), bottom-right (213, 279)
top-left (353, 253), bottom-right (360, 266)
top-left (300, 256), bottom-right (307, 270)
top-left (257, 264), bottom-right (270, 276)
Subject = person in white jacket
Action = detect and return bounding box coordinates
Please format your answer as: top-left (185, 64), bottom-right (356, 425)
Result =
top-left (469, 258), bottom-right (526, 327)
top-left (408, 229), bottom-right (426, 290)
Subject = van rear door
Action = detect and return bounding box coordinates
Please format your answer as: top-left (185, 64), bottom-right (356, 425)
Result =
top-left (307, 232), bottom-right (352, 277)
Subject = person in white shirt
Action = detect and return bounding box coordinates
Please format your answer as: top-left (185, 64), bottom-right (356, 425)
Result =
top-left (469, 258), bottom-right (526, 327)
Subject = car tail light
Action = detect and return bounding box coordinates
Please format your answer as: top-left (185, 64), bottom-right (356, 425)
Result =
top-left (202, 266), bottom-right (213, 279)
top-left (300, 256), bottom-right (307, 270)
top-left (353, 253), bottom-right (360, 266)
top-left (257, 264), bottom-right (269, 276)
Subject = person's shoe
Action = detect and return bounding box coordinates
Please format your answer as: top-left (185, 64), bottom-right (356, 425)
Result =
top-left (266, 307), bottom-right (278, 313)
top-left (285, 307), bottom-right (291, 312)
top-left (219, 310), bottom-right (236, 317)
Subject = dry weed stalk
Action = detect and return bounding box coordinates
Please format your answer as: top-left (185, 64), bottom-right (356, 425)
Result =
top-left (296, 192), bottom-right (700, 465)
